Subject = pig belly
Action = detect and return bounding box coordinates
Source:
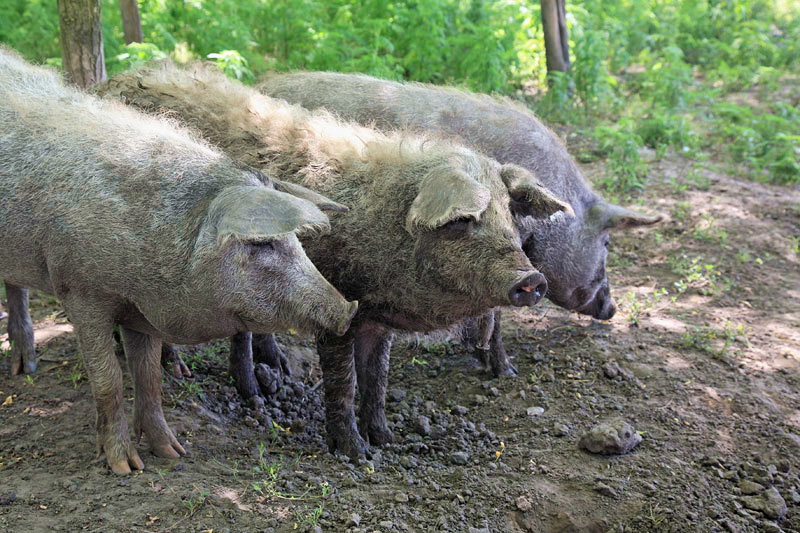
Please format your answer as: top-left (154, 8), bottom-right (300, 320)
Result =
top-left (117, 305), bottom-right (243, 345)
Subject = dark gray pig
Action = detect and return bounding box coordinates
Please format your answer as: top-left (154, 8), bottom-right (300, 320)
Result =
top-left (97, 62), bottom-right (571, 459)
top-left (0, 49), bottom-right (357, 474)
top-left (260, 71), bottom-right (662, 375)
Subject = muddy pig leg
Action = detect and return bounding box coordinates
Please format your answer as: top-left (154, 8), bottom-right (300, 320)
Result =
top-left (61, 296), bottom-right (143, 475)
top-left (484, 309), bottom-right (517, 377)
top-left (122, 327), bottom-right (186, 460)
top-left (5, 282), bottom-right (36, 375)
top-left (161, 343), bottom-right (191, 378)
top-left (228, 331), bottom-right (268, 407)
top-left (318, 329), bottom-right (367, 460)
top-left (252, 333), bottom-right (292, 377)
top-left (354, 321), bottom-right (394, 446)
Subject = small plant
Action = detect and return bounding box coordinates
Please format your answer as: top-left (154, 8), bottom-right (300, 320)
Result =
top-left (296, 502), bottom-right (325, 528)
top-left (736, 249), bottom-right (764, 264)
top-left (168, 378), bottom-right (205, 405)
top-left (181, 489), bottom-right (209, 517)
top-left (645, 503), bottom-right (668, 527)
top-left (619, 288), bottom-right (668, 326)
top-left (681, 322), bottom-right (748, 361)
top-left (251, 449), bottom-right (329, 502)
top-left (669, 254), bottom-right (729, 296)
top-left (685, 168), bottom-right (711, 191)
top-left (670, 202), bottom-right (692, 223)
top-left (691, 213), bottom-right (729, 248)
top-left (410, 356), bottom-right (429, 366)
top-left (66, 367), bottom-right (84, 388)
top-left (790, 235), bottom-right (800, 257)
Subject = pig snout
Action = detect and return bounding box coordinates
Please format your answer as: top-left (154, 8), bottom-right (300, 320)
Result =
top-left (332, 300), bottom-right (359, 336)
top-left (576, 284), bottom-right (617, 320)
top-left (508, 271), bottom-right (547, 307)
top-left (590, 289), bottom-right (616, 320)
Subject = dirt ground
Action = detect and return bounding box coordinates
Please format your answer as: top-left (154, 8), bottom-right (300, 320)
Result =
top-left (1, 150), bottom-right (799, 532)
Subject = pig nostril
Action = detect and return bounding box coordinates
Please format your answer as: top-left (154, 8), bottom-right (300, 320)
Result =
top-left (509, 273), bottom-right (547, 307)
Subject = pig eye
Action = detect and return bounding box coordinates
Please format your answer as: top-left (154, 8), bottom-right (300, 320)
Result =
top-left (441, 217), bottom-right (474, 235)
top-left (250, 240), bottom-right (276, 252)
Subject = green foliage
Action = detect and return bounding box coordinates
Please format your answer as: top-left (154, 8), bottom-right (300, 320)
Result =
top-left (669, 254), bottom-right (730, 296)
top-left (619, 288), bottom-right (668, 326)
top-left (593, 120), bottom-right (647, 195)
top-left (207, 50), bottom-right (254, 82)
top-left (681, 322), bottom-right (748, 361)
top-left (1, 0), bottom-right (798, 186)
top-left (709, 102), bottom-right (800, 183)
top-left (111, 42), bottom-right (167, 72)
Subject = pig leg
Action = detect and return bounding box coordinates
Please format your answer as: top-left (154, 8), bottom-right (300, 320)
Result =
top-left (354, 321), bottom-right (394, 446)
top-left (484, 309), bottom-right (517, 377)
top-left (252, 333), bottom-right (292, 377)
top-left (161, 343), bottom-right (191, 378)
top-left (5, 282), bottom-right (36, 375)
top-left (228, 331), bottom-right (263, 403)
top-left (61, 298), bottom-right (143, 475)
top-left (122, 327), bottom-right (186, 460)
top-left (227, 333), bottom-right (287, 403)
top-left (317, 330), bottom-right (367, 460)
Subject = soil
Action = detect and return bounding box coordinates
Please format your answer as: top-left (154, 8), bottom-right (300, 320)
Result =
top-left (1, 151), bottom-right (799, 533)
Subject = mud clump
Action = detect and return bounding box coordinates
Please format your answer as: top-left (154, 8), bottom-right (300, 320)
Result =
top-left (742, 487), bottom-right (788, 521)
top-left (578, 420), bottom-right (642, 455)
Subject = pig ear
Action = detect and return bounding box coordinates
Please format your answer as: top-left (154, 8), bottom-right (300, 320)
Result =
top-left (272, 179), bottom-right (349, 213)
top-left (595, 202), bottom-right (663, 231)
top-left (499, 164), bottom-right (573, 219)
top-left (405, 167), bottom-right (491, 234)
top-left (209, 186), bottom-right (331, 244)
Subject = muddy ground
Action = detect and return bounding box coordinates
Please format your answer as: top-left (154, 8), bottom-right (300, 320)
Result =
top-left (1, 148), bottom-right (799, 532)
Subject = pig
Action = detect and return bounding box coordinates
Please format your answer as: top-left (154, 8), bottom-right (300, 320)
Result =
top-left (0, 48), bottom-right (357, 474)
top-left (97, 62), bottom-right (571, 459)
top-left (259, 71), bottom-right (662, 375)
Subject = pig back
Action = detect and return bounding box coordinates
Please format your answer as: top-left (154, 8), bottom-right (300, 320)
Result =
top-left (260, 72), bottom-right (592, 207)
top-left (0, 50), bottom-right (243, 295)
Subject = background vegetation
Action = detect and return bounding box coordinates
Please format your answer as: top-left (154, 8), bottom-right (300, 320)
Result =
top-left (2, 0), bottom-right (799, 191)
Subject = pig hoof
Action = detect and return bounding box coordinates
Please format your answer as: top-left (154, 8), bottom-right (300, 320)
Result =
top-left (161, 346), bottom-right (191, 379)
top-left (252, 335), bottom-right (292, 378)
top-left (494, 364), bottom-right (518, 378)
top-left (106, 445), bottom-right (145, 475)
top-left (135, 419), bottom-right (187, 458)
top-left (152, 441), bottom-right (186, 459)
top-left (246, 395), bottom-right (266, 411)
top-left (10, 352), bottom-right (36, 376)
top-left (147, 430), bottom-right (186, 458)
top-left (326, 430), bottom-right (368, 461)
top-left (367, 426), bottom-right (394, 446)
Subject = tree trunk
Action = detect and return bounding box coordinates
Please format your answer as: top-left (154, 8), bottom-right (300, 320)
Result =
top-left (119, 0), bottom-right (143, 44)
top-left (58, 0), bottom-right (107, 89)
top-left (541, 0), bottom-right (570, 74)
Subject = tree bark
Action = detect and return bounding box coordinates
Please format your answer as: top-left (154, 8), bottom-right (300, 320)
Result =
top-left (541, 0), bottom-right (570, 74)
top-left (58, 0), bottom-right (107, 89)
top-left (119, 0), bottom-right (143, 44)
